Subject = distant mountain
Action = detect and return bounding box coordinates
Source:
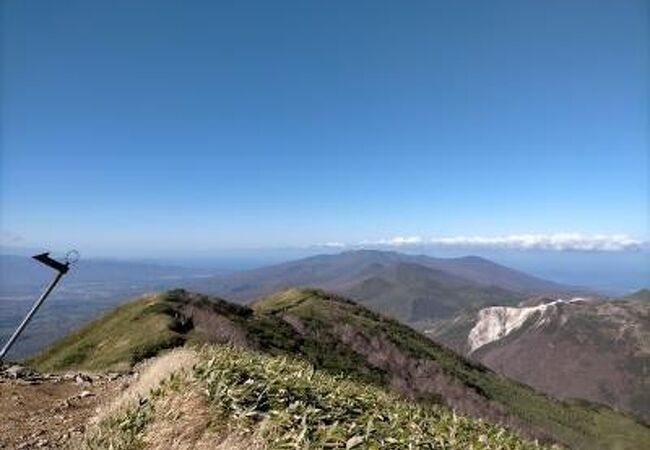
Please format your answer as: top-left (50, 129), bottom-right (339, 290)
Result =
top-left (188, 250), bottom-right (575, 322)
top-left (343, 261), bottom-right (520, 321)
top-left (402, 254), bottom-right (571, 293)
top-left (28, 288), bottom-right (650, 450)
top-left (426, 290), bottom-right (650, 422)
top-left (0, 250), bottom-right (576, 358)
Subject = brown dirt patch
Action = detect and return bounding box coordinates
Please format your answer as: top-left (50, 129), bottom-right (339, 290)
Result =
top-left (0, 374), bottom-right (125, 449)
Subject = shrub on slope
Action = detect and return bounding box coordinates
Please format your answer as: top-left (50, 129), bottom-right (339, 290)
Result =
top-left (82, 345), bottom-right (552, 450)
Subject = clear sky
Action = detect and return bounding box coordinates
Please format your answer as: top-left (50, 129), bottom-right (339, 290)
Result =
top-left (1, 0), bottom-right (648, 256)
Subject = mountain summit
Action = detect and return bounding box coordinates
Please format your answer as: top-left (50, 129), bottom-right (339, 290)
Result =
top-left (188, 250), bottom-right (574, 323)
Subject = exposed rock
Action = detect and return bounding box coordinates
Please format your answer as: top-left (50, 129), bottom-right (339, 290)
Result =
top-left (6, 365), bottom-right (31, 379)
top-left (430, 296), bottom-right (650, 422)
top-left (74, 373), bottom-right (93, 384)
top-left (106, 372), bottom-right (120, 381)
top-left (467, 298), bottom-right (584, 353)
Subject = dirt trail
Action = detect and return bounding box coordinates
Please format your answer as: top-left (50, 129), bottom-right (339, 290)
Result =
top-left (0, 367), bottom-right (127, 449)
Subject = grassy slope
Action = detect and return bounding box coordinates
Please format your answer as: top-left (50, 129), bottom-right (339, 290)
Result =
top-left (253, 289), bottom-right (650, 450)
top-left (27, 294), bottom-right (187, 372)
top-left (84, 345), bottom-right (550, 450)
top-left (30, 288), bottom-right (650, 450)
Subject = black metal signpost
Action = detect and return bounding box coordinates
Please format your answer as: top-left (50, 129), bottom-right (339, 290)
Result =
top-left (0, 251), bottom-right (77, 362)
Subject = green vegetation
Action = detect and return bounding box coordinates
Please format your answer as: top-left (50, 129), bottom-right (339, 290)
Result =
top-left (343, 262), bottom-right (522, 322)
top-left (28, 294), bottom-right (187, 372)
top-left (259, 289), bottom-right (650, 450)
top-left (84, 345), bottom-right (551, 449)
top-left (32, 288), bottom-right (650, 449)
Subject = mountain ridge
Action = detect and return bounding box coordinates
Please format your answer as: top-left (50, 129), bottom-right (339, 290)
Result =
top-left (27, 288), bottom-right (650, 450)
top-left (187, 250), bottom-right (577, 323)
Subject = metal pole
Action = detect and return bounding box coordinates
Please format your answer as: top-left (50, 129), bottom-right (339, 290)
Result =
top-left (0, 271), bottom-right (65, 361)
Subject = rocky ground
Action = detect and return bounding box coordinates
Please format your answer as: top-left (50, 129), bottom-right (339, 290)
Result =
top-left (0, 364), bottom-right (130, 449)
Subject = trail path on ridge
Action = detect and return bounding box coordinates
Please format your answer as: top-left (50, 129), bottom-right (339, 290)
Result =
top-left (0, 368), bottom-right (126, 449)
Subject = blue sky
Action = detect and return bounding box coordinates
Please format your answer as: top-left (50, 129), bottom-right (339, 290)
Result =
top-left (1, 0), bottom-right (648, 256)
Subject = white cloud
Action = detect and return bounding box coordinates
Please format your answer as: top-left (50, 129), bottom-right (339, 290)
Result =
top-left (374, 236), bottom-right (423, 246)
top-left (315, 233), bottom-right (648, 252)
top-left (426, 233), bottom-right (647, 251)
top-left (318, 241), bottom-right (347, 248)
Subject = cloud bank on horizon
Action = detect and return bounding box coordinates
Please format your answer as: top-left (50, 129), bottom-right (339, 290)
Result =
top-left (319, 233), bottom-right (648, 252)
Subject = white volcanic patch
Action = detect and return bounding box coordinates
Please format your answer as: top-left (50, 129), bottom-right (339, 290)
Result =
top-left (467, 298), bottom-right (584, 353)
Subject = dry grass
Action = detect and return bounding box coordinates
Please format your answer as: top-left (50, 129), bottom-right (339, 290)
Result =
top-left (141, 386), bottom-right (261, 449)
top-left (79, 347), bottom-right (265, 450)
top-left (142, 388), bottom-right (210, 448)
top-left (79, 344), bottom-right (552, 449)
top-left (76, 348), bottom-right (199, 449)
top-left (93, 348), bottom-right (199, 424)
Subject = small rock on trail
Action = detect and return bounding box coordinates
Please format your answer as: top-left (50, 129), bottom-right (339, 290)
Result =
top-left (0, 367), bottom-right (127, 449)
